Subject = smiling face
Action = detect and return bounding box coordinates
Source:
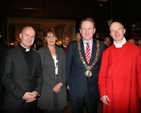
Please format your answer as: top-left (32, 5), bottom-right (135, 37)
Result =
top-left (45, 32), bottom-right (57, 46)
top-left (79, 19), bottom-right (96, 41)
top-left (110, 22), bottom-right (126, 43)
top-left (19, 26), bottom-right (35, 49)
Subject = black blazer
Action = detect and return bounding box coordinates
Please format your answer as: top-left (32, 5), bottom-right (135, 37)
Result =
top-left (1, 45), bottom-right (42, 111)
top-left (66, 39), bottom-right (106, 99)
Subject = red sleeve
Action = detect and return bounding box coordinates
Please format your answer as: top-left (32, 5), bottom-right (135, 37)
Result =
top-left (137, 48), bottom-right (141, 98)
top-left (98, 51), bottom-right (107, 98)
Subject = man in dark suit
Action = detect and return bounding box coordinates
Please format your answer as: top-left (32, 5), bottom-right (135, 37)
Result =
top-left (66, 18), bottom-right (106, 113)
top-left (0, 31), bottom-right (8, 113)
top-left (1, 26), bottom-right (42, 113)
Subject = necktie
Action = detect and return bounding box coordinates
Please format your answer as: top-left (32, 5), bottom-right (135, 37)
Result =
top-left (85, 42), bottom-right (90, 63)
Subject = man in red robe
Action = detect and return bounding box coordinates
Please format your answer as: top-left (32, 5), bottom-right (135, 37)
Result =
top-left (98, 21), bottom-right (141, 113)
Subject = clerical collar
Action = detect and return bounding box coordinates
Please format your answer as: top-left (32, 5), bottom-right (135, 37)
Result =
top-left (63, 44), bottom-right (67, 48)
top-left (114, 37), bottom-right (126, 48)
top-left (19, 44), bottom-right (30, 52)
top-left (25, 49), bottom-right (30, 52)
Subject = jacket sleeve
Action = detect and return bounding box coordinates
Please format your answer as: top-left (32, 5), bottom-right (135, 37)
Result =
top-left (66, 42), bottom-right (74, 86)
top-left (1, 51), bottom-right (25, 99)
top-left (34, 53), bottom-right (43, 95)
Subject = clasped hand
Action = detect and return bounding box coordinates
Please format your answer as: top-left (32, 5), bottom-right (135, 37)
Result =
top-left (22, 91), bottom-right (38, 102)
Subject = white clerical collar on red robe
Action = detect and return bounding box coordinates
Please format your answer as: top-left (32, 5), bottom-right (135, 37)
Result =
top-left (114, 37), bottom-right (126, 48)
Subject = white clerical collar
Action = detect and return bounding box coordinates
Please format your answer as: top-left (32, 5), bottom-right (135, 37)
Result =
top-left (63, 44), bottom-right (67, 48)
top-left (25, 48), bottom-right (30, 52)
top-left (114, 37), bottom-right (126, 48)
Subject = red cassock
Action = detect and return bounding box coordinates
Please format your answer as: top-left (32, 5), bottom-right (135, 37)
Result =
top-left (98, 42), bottom-right (141, 113)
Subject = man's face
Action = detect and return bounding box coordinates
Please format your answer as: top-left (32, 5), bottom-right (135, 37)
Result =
top-left (104, 37), bottom-right (112, 46)
top-left (80, 21), bottom-right (96, 41)
top-left (110, 22), bottom-right (125, 42)
top-left (63, 37), bottom-right (70, 46)
top-left (20, 27), bottom-right (35, 49)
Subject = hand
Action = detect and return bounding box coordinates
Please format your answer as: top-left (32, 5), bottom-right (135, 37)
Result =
top-left (22, 92), bottom-right (37, 102)
top-left (53, 83), bottom-right (63, 93)
top-left (67, 86), bottom-right (69, 90)
top-left (32, 91), bottom-right (39, 98)
top-left (101, 95), bottom-right (110, 105)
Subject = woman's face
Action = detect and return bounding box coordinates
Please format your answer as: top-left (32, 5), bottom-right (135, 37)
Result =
top-left (45, 32), bottom-right (57, 46)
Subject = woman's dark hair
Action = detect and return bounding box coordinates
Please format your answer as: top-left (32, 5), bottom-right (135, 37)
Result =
top-left (44, 28), bottom-right (56, 37)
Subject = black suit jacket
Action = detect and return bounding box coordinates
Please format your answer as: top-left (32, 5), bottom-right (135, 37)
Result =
top-left (66, 39), bottom-right (106, 99)
top-left (1, 45), bottom-right (43, 111)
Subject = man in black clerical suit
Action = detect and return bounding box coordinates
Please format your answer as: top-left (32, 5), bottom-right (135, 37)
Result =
top-left (1, 26), bottom-right (42, 113)
top-left (66, 18), bottom-right (106, 113)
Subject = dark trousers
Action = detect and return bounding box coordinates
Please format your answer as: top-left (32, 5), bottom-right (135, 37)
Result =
top-left (5, 109), bottom-right (37, 113)
top-left (4, 105), bottom-right (38, 113)
top-left (43, 109), bottom-right (63, 113)
top-left (0, 84), bottom-right (4, 113)
top-left (70, 92), bottom-right (99, 113)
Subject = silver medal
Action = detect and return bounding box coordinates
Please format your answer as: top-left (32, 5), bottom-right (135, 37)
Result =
top-left (85, 70), bottom-right (92, 77)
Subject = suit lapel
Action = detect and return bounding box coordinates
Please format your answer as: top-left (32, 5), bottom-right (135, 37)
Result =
top-left (90, 39), bottom-right (96, 64)
top-left (44, 46), bottom-right (55, 77)
top-left (80, 39), bottom-right (86, 61)
top-left (43, 46), bottom-right (60, 84)
top-left (16, 46), bottom-right (30, 75)
top-left (45, 46), bottom-right (54, 65)
top-left (30, 50), bottom-right (36, 78)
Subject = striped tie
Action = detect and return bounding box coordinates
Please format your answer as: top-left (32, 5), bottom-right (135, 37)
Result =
top-left (85, 42), bottom-right (90, 63)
